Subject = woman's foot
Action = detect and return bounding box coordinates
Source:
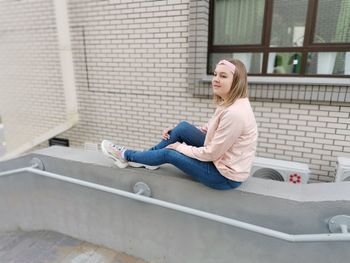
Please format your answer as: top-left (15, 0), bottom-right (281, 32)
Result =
top-left (101, 140), bottom-right (159, 170)
top-left (101, 140), bottom-right (128, 168)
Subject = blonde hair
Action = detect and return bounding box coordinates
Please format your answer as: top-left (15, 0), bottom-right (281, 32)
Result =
top-left (213, 59), bottom-right (248, 107)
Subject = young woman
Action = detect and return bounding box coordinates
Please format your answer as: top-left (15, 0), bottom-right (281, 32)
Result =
top-left (101, 59), bottom-right (258, 190)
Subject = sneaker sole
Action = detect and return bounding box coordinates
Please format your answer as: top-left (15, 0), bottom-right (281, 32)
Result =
top-left (101, 141), bottom-right (128, 169)
top-left (128, 162), bottom-right (159, 170)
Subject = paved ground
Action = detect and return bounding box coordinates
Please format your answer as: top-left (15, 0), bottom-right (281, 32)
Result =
top-left (0, 230), bottom-right (148, 263)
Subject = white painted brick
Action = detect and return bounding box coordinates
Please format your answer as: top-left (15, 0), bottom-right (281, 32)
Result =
top-left (279, 124), bottom-right (297, 130)
top-left (256, 152), bottom-right (276, 159)
top-left (311, 159), bottom-right (330, 166)
top-left (297, 126), bottom-right (316, 132)
top-left (288, 120), bottom-right (307, 126)
top-left (262, 112), bottom-right (279, 118)
top-left (329, 111), bottom-right (349, 118)
top-left (309, 110), bottom-right (328, 116)
top-left (277, 135), bottom-right (295, 141)
top-left (318, 116), bottom-right (338, 123)
top-left (307, 121), bottom-right (326, 127)
top-left (267, 148), bottom-right (284, 155)
top-left (327, 122), bottom-right (347, 129)
top-left (285, 140), bottom-right (304, 147)
top-left (338, 118), bottom-right (350, 124)
top-left (337, 129), bottom-right (350, 135)
top-left (303, 153), bottom-right (321, 160)
top-left (271, 118), bottom-right (288, 124)
top-left (325, 134), bottom-right (345, 140)
top-left (299, 104), bottom-right (319, 110)
top-left (272, 108), bottom-right (289, 113)
top-left (284, 151), bottom-right (303, 157)
top-left (306, 132), bottom-right (324, 139)
top-left (281, 103), bottom-right (299, 109)
top-left (287, 130), bottom-right (305, 136)
top-left (320, 105), bottom-right (340, 111)
top-left (340, 106), bottom-right (350, 112)
top-left (316, 127), bottom-right (336, 134)
top-left (334, 140), bottom-right (350, 147)
top-left (280, 114), bottom-right (298, 120)
top-left (304, 143), bottom-right (323, 149)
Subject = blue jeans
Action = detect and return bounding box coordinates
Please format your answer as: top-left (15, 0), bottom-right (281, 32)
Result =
top-left (124, 121), bottom-right (241, 190)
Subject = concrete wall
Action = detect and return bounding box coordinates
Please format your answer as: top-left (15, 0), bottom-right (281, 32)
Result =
top-left (0, 0), bottom-right (349, 181)
top-left (1, 146), bottom-right (350, 263)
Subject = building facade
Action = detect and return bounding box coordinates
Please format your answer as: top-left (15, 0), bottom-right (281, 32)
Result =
top-left (1, 0), bottom-right (349, 182)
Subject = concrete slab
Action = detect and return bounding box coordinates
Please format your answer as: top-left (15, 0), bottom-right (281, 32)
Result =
top-left (0, 230), bottom-right (148, 263)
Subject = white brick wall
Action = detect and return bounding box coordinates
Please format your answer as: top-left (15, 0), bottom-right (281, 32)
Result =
top-left (0, 0), bottom-right (67, 153)
top-left (253, 102), bottom-right (350, 181)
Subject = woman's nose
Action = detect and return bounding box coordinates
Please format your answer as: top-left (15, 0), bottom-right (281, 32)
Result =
top-left (212, 75), bottom-right (219, 82)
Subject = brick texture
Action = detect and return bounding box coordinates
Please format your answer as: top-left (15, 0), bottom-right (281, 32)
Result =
top-left (0, 0), bottom-right (67, 153)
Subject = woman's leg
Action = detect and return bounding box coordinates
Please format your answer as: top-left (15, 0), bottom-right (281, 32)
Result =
top-left (124, 148), bottom-right (241, 190)
top-left (149, 121), bottom-right (205, 150)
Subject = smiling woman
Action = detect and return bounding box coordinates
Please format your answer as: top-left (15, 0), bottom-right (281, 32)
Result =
top-left (212, 59), bottom-right (248, 106)
top-left (101, 59), bottom-right (258, 190)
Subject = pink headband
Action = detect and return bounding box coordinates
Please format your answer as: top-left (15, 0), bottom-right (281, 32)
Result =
top-left (217, 60), bottom-right (236, 74)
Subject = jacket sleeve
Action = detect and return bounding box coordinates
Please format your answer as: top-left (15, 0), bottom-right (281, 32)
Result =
top-left (176, 110), bottom-right (244, 161)
top-left (198, 121), bottom-right (209, 134)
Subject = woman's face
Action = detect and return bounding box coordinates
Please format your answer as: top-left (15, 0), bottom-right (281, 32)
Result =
top-left (212, 64), bottom-right (234, 100)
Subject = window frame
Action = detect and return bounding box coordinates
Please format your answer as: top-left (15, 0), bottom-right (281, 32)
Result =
top-left (207, 0), bottom-right (350, 78)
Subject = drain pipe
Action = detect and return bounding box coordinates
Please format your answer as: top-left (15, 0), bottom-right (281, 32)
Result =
top-left (1, 158), bottom-right (350, 243)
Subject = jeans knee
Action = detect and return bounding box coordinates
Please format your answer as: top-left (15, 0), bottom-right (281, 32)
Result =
top-left (174, 121), bottom-right (191, 133)
top-left (163, 148), bottom-right (180, 163)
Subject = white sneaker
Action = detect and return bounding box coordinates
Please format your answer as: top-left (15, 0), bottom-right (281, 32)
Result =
top-left (101, 140), bottom-right (159, 170)
top-left (101, 140), bottom-right (128, 168)
top-left (128, 162), bottom-right (159, 170)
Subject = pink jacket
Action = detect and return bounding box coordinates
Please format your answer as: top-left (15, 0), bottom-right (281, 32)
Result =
top-left (176, 98), bottom-right (258, 182)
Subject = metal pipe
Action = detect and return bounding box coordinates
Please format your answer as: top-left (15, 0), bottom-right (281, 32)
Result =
top-left (1, 165), bottom-right (350, 242)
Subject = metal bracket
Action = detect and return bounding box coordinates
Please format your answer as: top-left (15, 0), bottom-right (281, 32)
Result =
top-left (29, 158), bottom-right (45, 171)
top-left (328, 215), bottom-right (350, 233)
top-left (133, 182), bottom-right (152, 197)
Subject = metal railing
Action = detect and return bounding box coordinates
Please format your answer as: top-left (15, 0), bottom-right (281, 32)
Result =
top-left (0, 158), bottom-right (349, 243)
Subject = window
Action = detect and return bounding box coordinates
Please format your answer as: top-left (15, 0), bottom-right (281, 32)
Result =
top-left (208, 0), bottom-right (350, 77)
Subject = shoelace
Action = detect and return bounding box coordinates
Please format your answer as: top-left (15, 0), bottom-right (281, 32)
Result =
top-left (111, 144), bottom-right (124, 152)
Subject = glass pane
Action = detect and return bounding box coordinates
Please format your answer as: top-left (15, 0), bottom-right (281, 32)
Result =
top-left (270, 0), bottom-right (308, 47)
top-left (209, 53), bottom-right (263, 74)
top-left (305, 52), bottom-right (350, 75)
top-left (314, 0), bottom-right (350, 43)
top-left (213, 0), bottom-right (265, 45)
top-left (267, 52), bottom-right (303, 74)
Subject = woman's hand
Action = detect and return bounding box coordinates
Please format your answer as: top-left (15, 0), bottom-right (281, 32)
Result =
top-left (166, 142), bottom-right (181, 150)
top-left (162, 127), bottom-right (172, 140)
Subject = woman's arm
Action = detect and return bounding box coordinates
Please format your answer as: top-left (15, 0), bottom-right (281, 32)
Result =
top-left (175, 110), bottom-right (244, 161)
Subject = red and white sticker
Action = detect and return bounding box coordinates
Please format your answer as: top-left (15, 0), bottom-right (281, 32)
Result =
top-left (289, 173), bottom-right (301, 184)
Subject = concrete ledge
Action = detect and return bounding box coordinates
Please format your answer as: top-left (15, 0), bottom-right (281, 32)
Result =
top-left (32, 146), bottom-right (350, 202)
top-left (1, 146), bottom-right (350, 263)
